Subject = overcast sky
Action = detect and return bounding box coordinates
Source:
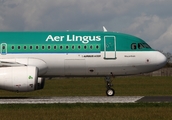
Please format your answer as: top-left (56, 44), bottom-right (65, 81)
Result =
top-left (0, 0), bottom-right (172, 53)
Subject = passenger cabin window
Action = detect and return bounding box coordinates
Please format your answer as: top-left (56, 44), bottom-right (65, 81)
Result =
top-left (36, 46), bottom-right (39, 49)
top-left (54, 46), bottom-right (57, 49)
top-left (12, 46), bottom-right (14, 50)
top-left (24, 46), bottom-right (27, 49)
top-left (96, 45), bottom-right (99, 49)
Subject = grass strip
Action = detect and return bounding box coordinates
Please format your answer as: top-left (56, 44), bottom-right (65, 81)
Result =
top-left (0, 103), bottom-right (172, 120)
top-left (0, 76), bottom-right (172, 96)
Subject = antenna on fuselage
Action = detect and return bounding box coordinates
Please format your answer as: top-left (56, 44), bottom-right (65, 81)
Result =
top-left (103, 26), bottom-right (107, 32)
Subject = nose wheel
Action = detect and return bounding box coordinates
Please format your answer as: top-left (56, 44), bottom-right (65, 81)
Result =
top-left (106, 88), bottom-right (115, 96)
top-left (105, 76), bottom-right (115, 96)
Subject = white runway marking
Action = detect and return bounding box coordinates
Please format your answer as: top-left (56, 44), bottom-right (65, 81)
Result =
top-left (0, 96), bottom-right (143, 104)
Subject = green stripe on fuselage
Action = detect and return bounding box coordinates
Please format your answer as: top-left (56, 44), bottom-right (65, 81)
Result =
top-left (0, 31), bottom-right (154, 54)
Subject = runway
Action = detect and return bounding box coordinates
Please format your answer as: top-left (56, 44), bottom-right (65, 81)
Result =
top-left (0, 96), bottom-right (172, 104)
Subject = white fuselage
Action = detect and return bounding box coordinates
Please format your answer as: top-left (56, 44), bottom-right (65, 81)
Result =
top-left (0, 51), bottom-right (167, 77)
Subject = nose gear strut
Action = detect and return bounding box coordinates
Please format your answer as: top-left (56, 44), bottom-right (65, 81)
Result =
top-left (105, 76), bottom-right (115, 96)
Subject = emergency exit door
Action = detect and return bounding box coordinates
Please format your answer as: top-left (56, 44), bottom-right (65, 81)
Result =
top-left (1, 43), bottom-right (7, 55)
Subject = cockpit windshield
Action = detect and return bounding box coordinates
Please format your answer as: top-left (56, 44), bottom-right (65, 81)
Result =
top-left (142, 43), bottom-right (151, 48)
top-left (131, 43), bottom-right (151, 50)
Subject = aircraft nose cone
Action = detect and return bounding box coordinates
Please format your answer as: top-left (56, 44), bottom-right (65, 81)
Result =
top-left (156, 51), bottom-right (167, 68)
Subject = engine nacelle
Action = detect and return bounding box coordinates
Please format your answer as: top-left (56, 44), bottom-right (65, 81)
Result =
top-left (0, 66), bottom-right (45, 92)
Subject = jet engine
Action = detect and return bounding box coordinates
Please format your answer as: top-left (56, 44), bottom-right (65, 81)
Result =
top-left (0, 66), bottom-right (45, 92)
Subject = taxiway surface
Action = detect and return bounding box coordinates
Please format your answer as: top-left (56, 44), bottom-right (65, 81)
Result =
top-left (0, 96), bottom-right (172, 104)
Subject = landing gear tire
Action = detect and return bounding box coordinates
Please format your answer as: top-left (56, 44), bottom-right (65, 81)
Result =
top-left (105, 76), bottom-right (115, 96)
top-left (106, 88), bottom-right (115, 96)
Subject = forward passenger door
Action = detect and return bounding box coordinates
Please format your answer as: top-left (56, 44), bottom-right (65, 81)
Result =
top-left (104, 36), bottom-right (116, 59)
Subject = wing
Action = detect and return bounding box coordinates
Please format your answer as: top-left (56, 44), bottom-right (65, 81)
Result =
top-left (0, 61), bottom-right (26, 67)
top-left (0, 58), bottom-right (48, 75)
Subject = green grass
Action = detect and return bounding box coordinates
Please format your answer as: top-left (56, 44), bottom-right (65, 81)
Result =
top-left (0, 103), bottom-right (172, 120)
top-left (0, 76), bottom-right (172, 97)
top-left (0, 76), bottom-right (172, 120)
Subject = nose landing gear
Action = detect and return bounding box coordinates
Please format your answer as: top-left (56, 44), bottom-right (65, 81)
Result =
top-left (105, 76), bottom-right (115, 96)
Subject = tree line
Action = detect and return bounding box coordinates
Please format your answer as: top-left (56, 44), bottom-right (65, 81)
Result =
top-left (163, 52), bottom-right (172, 67)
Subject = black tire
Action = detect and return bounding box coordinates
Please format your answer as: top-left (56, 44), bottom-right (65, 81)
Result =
top-left (106, 88), bottom-right (115, 96)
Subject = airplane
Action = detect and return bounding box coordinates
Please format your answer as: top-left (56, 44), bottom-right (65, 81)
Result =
top-left (0, 28), bottom-right (167, 96)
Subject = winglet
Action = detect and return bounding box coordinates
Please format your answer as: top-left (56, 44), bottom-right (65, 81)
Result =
top-left (103, 26), bottom-right (107, 32)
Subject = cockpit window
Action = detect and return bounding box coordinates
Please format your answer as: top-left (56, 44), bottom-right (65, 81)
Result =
top-left (138, 43), bottom-right (144, 49)
top-left (131, 43), bottom-right (151, 50)
top-left (142, 43), bottom-right (151, 48)
top-left (131, 43), bottom-right (137, 49)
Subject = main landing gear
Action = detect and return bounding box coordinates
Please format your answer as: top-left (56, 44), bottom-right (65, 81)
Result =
top-left (105, 76), bottom-right (115, 96)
